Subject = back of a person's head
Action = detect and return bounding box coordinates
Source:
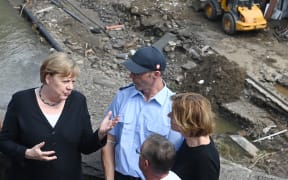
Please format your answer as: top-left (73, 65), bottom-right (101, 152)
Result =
top-left (141, 133), bottom-right (176, 175)
top-left (171, 92), bottom-right (215, 137)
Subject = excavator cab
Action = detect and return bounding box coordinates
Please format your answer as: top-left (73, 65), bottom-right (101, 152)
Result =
top-left (204, 0), bottom-right (267, 34)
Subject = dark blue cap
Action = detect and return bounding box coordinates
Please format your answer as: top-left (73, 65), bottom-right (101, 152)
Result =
top-left (122, 46), bottom-right (166, 73)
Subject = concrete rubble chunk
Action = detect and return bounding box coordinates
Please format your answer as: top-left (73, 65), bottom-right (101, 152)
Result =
top-left (221, 99), bottom-right (276, 128)
top-left (153, 32), bottom-right (178, 50)
top-left (181, 61), bottom-right (197, 70)
top-left (188, 47), bottom-right (201, 60)
top-left (230, 135), bottom-right (259, 157)
top-left (140, 14), bottom-right (162, 27)
top-left (220, 158), bottom-right (286, 180)
top-left (246, 77), bottom-right (288, 112)
top-left (277, 74), bottom-right (288, 88)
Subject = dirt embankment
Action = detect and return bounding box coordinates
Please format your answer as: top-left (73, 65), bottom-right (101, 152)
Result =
top-left (3, 0), bottom-right (288, 179)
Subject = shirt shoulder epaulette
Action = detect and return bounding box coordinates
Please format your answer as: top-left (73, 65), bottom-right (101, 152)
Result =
top-left (119, 83), bottom-right (134, 91)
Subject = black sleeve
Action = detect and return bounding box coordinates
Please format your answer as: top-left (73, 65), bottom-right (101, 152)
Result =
top-left (0, 94), bottom-right (27, 163)
top-left (79, 97), bottom-right (107, 154)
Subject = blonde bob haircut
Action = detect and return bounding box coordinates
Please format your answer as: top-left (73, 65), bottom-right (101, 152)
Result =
top-left (170, 92), bottom-right (215, 137)
top-left (40, 52), bottom-right (80, 84)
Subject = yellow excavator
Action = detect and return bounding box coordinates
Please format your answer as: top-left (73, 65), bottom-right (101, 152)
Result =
top-left (204, 0), bottom-right (267, 34)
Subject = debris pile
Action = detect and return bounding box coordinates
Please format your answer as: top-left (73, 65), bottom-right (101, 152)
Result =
top-left (175, 54), bottom-right (247, 109)
top-left (274, 24), bottom-right (288, 41)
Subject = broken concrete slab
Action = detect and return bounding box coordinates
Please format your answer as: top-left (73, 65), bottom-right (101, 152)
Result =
top-left (220, 158), bottom-right (286, 180)
top-left (221, 99), bottom-right (276, 128)
top-left (187, 47), bottom-right (201, 60)
top-left (230, 135), bottom-right (259, 157)
top-left (246, 77), bottom-right (288, 113)
top-left (140, 14), bottom-right (161, 27)
top-left (153, 32), bottom-right (178, 50)
top-left (181, 61), bottom-right (197, 70)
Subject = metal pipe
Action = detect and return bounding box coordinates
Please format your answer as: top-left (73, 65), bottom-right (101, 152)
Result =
top-left (51, 0), bottom-right (84, 24)
top-left (20, 4), bottom-right (64, 52)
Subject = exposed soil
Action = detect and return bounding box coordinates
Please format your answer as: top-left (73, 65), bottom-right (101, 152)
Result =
top-left (4, 0), bottom-right (288, 178)
top-left (173, 54), bottom-right (246, 109)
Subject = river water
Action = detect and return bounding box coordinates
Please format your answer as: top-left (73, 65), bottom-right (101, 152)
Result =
top-left (0, 0), bottom-right (50, 110)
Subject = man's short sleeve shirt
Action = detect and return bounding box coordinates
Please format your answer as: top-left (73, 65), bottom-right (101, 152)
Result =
top-left (108, 84), bottom-right (183, 178)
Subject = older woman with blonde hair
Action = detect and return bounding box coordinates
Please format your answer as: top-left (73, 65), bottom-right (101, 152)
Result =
top-left (169, 92), bottom-right (220, 180)
top-left (0, 52), bottom-right (118, 180)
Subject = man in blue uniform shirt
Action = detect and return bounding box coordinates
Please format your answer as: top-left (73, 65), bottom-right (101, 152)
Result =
top-left (101, 46), bottom-right (183, 180)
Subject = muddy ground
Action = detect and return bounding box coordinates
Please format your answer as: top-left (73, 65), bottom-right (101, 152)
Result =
top-left (4, 0), bottom-right (288, 179)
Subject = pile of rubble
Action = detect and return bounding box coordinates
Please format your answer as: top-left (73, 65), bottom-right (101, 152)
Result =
top-left (274, 24), bottom-right (288, 41)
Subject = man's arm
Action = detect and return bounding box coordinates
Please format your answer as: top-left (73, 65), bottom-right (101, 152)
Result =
top-left (101, 134), bottom-right (116, 180)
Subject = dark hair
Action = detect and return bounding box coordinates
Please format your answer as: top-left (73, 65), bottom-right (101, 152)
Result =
top-left (141, 134), bottom-right (176, 175)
